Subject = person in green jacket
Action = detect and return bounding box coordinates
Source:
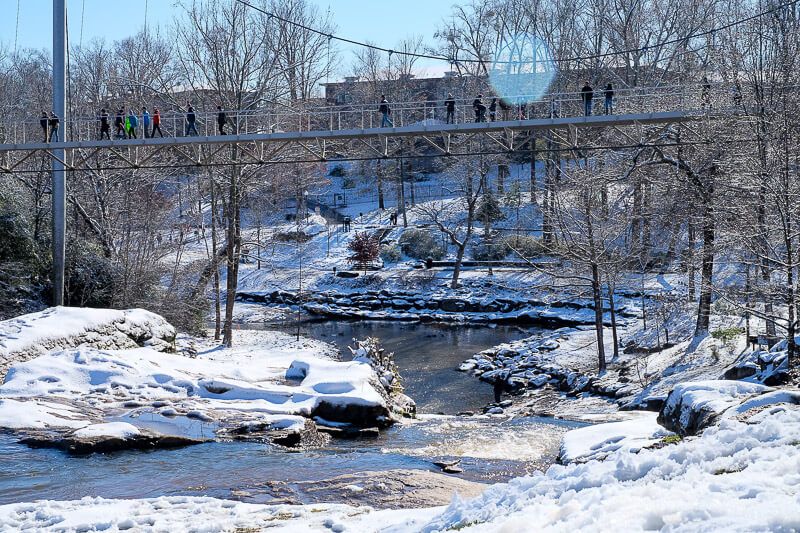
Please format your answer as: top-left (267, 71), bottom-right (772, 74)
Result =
top-left (127, 110), bottom-right (139, 139)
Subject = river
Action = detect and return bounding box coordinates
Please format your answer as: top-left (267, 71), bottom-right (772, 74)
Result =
top-left (0, 321), bottom-right (582, 508)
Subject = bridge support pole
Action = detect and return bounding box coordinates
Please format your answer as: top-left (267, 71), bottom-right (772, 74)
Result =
top-left (52, 0), bottom-right (67, 306)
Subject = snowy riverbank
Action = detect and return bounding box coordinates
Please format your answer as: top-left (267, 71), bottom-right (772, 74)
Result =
top-left (3, 381), bottom-right (798, 531)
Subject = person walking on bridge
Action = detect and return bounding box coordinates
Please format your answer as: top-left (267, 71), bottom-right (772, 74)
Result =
top-left (499, 98), bottom-right (511, 121)
top-left (445, 93), bottom-right (455, 124)
top-left (701, 76), bottom-right (711, 109)
top-left (99, 108), bottom-right (110, 140)
top-left (142, 107), bottom-right (151, 138)
top-left (48, 112), bottom-right (60, 142)
top-left (40, 111), bottom-right (49, 142)
top-left (489, 98), bottom-right (497, 121)
top-left (127, 109), bottom-right (138, 139)
top-left (217, 105), bottom-right (227, 135)
top-left (152, 108), bottom-right (163, 137)
top-left (581, 82), bottom-right (594, 116)
top-left (185, 104), bottom-right (199, 136)
top-left (473, 94), bottom-right (487, 122)
top-left (603, 83), bottom-right (614, 115)
top-left (379, 96), bottom-right (393, 127)
top-left (115, 108), bottom-right (125, 139)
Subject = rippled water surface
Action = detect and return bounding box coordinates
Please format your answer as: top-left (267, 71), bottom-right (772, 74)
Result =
top-left (0, 321), bottom-right (580, 506)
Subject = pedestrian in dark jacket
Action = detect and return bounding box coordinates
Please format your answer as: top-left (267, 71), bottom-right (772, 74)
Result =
top-left (217, 105), bottom-right (227, 135)
top-left (445, 93), bottom-right (455, 124)
top-left (701, 76), bottom-right (711, 109)
top-left (40, 111), bottom-right (49, 142)
top-left (489, 98), bottom-right (497, 121)
top-left (493, 377), bottom-right (504, 403)
top-left (48, 112), bottom-right (60, 142)
top-left (152, 108), bottom-right (163, 137)
top-left (115, 109), bottom-right (125, 139)
top-left (379, 96), bottom-right (393, 127)
top-left (99, 108), bottom-right (110, 140)
top-left (186, 104), bottom-right (198, 136)
top-left (473, 94), bottom-right (486, 122)
top-left (603, 83), bottom-right (614, 115)
top-left (581, 82), bottom-right (594, 116)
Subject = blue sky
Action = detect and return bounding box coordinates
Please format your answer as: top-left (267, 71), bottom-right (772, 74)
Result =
top-left (1, 0), bottom-right (455, 78)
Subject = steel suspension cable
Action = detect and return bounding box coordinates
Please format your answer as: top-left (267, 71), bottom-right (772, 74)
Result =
top-left (233, 0), bottom-right (800, 66)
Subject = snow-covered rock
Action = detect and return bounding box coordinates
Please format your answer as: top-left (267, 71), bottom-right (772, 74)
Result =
top-left (724, 346), bottom-right (790, 384)
top-left (658, 380), bottom-right (791, 435)
top-left (72, 422), bottom-right (141, 440)
top-left (0, 324), bottom-right (404, 448)
top-left (559, 411), bottom-right (673, 463)
top-left (0, 307), bottom-right (175, 378)
top-left (415, 403), bottom-right (800, 532)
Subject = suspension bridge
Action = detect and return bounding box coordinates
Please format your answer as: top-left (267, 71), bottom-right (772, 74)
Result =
top-left (0, 86), bottom-right (720, 172)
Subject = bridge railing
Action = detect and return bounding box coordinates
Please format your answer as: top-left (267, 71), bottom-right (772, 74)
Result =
top-left (1, 82), bottom-right (730, 146)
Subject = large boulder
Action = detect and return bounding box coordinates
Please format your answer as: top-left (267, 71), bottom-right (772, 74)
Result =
top-left (21, 422), bottom-right (204, 455)
top-left (658, 380), bottom-right (773, 435)
top-left (0, 307), bottom-right (176, 378)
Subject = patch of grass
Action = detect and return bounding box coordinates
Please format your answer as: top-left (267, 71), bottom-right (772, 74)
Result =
top-left (263, 511), bottom-right (299, 522)
top-left (711, 327), bottom-right (745, 342)
top-left (661, 434), bottom-right (682, 445)
top-left (448, 521), bottom-right (481, 531)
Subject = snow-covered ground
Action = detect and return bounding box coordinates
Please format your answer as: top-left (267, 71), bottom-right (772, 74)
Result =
top-left (0, 306), bottom-right (175, 377)
top-left (3, 387), bottom-right (798, 532)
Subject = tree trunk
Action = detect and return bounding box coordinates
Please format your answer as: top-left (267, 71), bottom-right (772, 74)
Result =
top-left (631, 174), bottom-right (642, 253)
top-left (756, 104), bottom-right (776, 338)
top-left (608, 280), bottom-right (619, 360)
top-left (529, 135), bottom-right (537, 204)
top-left (687, 220), bottom-right (696, 302)
top-left (222, 151), bottom-right (242, 347)
top-left (694, 202), bottom-right (715, 337)
top-left (210, 174), bottom-right (221, 340)
top-left (377, 159), bottom-right (385, 210)
top-left (592, 263), bottom-right (607, 372)
top-left (397, 159), bottom-right (408, 227)
top-left (451, 242), bottom-right (467, 289)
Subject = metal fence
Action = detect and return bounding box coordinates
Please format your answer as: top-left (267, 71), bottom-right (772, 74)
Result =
top-left (0, 82), bottom-right (733, 146)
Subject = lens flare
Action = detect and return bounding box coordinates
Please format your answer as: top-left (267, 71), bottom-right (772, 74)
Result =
top-left (488, 34), bottom-right (557, 103)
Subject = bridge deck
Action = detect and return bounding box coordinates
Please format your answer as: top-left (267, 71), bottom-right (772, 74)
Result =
top-left (0, 111), bottom-right (697, 153)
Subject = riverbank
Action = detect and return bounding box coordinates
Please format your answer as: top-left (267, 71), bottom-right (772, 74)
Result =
top-left (4, 385), bottom-right (798, 531)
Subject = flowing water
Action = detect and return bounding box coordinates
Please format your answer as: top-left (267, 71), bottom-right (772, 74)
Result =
top-left (262, 320), bottom-right (543, 414)
top-left (0, 321), bottom-right (583, 507)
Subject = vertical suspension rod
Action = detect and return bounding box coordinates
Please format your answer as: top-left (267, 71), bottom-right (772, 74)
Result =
top-left (52, 0), bottom-right (67, 305)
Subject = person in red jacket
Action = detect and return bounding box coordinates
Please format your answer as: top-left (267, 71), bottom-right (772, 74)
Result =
top-left (151, 108), bottom-right (163, 137)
